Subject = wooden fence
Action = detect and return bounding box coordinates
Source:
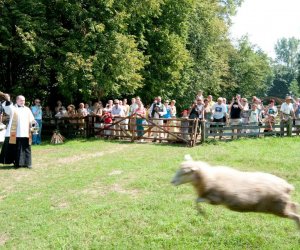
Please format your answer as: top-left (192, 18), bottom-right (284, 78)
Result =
top-left (42, 116), bottom-right (300, 146)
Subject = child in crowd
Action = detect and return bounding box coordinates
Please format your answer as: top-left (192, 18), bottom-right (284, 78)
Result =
top-left (181, 110), bottom-right (190, 140)
top-left (248, 104), bottom-right (260, 135)
top-left (102, 110), bottom-right (112, 136)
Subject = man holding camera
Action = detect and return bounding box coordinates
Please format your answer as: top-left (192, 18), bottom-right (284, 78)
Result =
top-left (149, 96), bottom-right (167, 142)
top-left (229, 94), bottom-right (243, 138)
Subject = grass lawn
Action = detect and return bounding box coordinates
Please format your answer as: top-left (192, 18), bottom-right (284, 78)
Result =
top-left (0, 137), bottom-right (300, 249)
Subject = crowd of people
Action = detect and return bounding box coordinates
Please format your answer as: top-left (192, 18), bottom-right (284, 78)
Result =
top-left (0, 91), bottom-right (300, 169)
top-left (3, 91), bottom-right (300, 140)
top-left (39, 91), bottom-right (300, 137)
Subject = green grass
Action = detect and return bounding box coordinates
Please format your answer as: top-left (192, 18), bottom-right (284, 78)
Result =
top-left (0, 138), bottom-right (300, 249)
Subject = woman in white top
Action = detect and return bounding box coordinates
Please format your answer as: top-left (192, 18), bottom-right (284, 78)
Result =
top-left (264, 99), bottom-right (278, 132)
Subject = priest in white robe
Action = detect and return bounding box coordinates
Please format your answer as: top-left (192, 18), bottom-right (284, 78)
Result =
top-left (0, 95), bottom-right (35, 168)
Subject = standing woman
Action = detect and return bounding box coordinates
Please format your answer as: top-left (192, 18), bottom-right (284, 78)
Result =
top-left (162, 100), bottom-right (171, 138)
top-left (264, 99), bottom-right (278, 132)
top-left (0, 94), bottom-right (35, 168)
top-left (135, 101), bottom-right (146, 140)
top-left (31, 98), bottom-right (43, 145)
top-left (169, 100), bottom-right (177, 136)
top-left (91, 102), bottom-right (103, 130)
top-left (240, 98), bottom-right (249, 133)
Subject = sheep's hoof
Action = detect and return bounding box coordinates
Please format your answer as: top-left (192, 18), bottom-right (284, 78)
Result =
top-left (196, 204), bottom-right (206, 216)
top-left (196, 198), bottom-right (206, 203)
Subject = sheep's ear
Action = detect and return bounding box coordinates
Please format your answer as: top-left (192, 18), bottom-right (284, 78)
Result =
top-left (182, 167), bottom-right (193, 173)
top-left (184, 154), bottom-right (193, 161)
top-left (191, 166), bottom-right (199, 171)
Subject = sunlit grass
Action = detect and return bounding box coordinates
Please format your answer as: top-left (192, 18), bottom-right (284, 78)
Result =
top-left (0, 137), bottom-right (299, 249)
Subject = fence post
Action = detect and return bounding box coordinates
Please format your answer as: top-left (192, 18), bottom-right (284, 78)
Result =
top-left (85, 116), bottom-right (90, 138)
top-left (201, 120), bottom-right (206, 144)
top-left (287, 119), bottom-right (292, 137)
top-left (131, 115), bottom-right (135, 142)
top-left (192, 119), bottom-right (199, 146)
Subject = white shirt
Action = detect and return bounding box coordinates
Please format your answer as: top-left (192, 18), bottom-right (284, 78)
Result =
top-left (3, 102), bottom-right (35, 137)
top-left (249, 110), bottom-right (259, 123)
top-left (111, 105), bottom-right (124, 117)
top-left (280, 102), bottom-right (293, 115)
top-left (196, 104), bottom-right (204, 119)
top-left (129, 103), bottom-right (138, 115)
top-left (266, 106), bottom-right (278, 117)
top-left (212, 103), bottom-right (226, 119)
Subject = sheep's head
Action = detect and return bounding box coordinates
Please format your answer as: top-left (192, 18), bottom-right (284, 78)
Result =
top-left (171, 155), bottom-right (198, 186)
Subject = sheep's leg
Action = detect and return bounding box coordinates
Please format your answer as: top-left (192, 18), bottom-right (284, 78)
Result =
top-left (283, 203), bottom-right (300, 230)
top-left (205, 193), bottom-right (222, 205)
top-left (285, 212), bottom-right (300, 230)
top-left (197, 197), bottom-right (206, 203)
top-left (290, 202), bottom-right (299, 213)
top-left (196, 198), bottom-right (206, 215)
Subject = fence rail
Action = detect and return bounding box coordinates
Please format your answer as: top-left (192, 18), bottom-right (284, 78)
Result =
top-left (41, 116), bottom-right (300, 146)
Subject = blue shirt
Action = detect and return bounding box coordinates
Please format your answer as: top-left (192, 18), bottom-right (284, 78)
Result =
top-left (163, 106), bottom-right (171, 119)
top-left (31, 105), bottom-right (42, 120)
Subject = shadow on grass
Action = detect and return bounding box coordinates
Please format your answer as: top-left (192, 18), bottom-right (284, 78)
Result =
top-left (31, 137), bottom-right (190, 148)
top-left (0, 164), bottom-right (16, 170)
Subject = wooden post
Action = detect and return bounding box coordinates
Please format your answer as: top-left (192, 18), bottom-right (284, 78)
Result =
top-left (201, 120), bottom-right (206, 144)
top-left (287, 119), bottom-right (292, 137)
top-left (192, 119), bottom-right (199, 146)
top-left (131, 114), bottom-right (135, 142)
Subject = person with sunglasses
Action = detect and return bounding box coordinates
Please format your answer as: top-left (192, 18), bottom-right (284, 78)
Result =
top-left (31, 99), bottom-right (42, 145)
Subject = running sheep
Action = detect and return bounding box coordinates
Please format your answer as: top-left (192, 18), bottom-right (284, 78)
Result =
top-left (171, 155), bottom-right (300, 229)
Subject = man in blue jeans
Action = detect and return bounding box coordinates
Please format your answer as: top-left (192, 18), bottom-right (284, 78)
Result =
top-left (31, 99), bottom-right (42, 145)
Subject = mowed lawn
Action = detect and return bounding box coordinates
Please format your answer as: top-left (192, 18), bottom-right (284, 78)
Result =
top-left (0, 137), bottom-right (300, 249)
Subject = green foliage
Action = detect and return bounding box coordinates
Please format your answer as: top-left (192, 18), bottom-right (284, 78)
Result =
top-left (227, 37), bottom-right (273, 98)
top-left (289, 79), bottom-right (300, 97)
top-left (0, 0), bottom-right (273, 107)
top-left (268, 37), bottom-right (300, 98)
top-left (187, 0), bottom-right (232, 97)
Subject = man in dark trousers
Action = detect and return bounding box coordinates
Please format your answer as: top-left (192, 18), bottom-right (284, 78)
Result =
top-left (0, 93), bottom-right (35, 168)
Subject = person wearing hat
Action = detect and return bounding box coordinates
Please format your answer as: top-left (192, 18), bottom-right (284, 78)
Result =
top-left (280, 95), bottom-right (295, 136)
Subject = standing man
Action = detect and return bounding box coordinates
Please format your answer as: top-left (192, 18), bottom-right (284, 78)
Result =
top-left (122, 98), bottom-right (130, 131)
top-left (149, 96), bottom-right (167, 142)
top-left (111, 99), bottom-right (125, 137)
top-left (229, 94), bottom-right (243, 138)
top-left (280, 95), bottom-right (295, 136)
top-left (31, 98), bottom-right (42, 145)
top-left (212, 97), bottom-right (227, 138)
top-left (0, 94), bottom-right (35, 168)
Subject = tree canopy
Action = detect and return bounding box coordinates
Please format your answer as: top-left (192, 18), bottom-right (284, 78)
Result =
top-left (268, 37), bottom-right (300, 98)
top-left (0, 0), bottom-right (277, 107)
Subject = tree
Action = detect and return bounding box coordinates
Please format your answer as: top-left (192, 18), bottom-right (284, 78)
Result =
top-left (225, 37), bottom-right (273, 98)
top-left (289, 79), bottom-right (300, 97)
top-left (2, 0), bottom-right (275, 109)
top-left (268, 37), bottom-right (300, 98)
